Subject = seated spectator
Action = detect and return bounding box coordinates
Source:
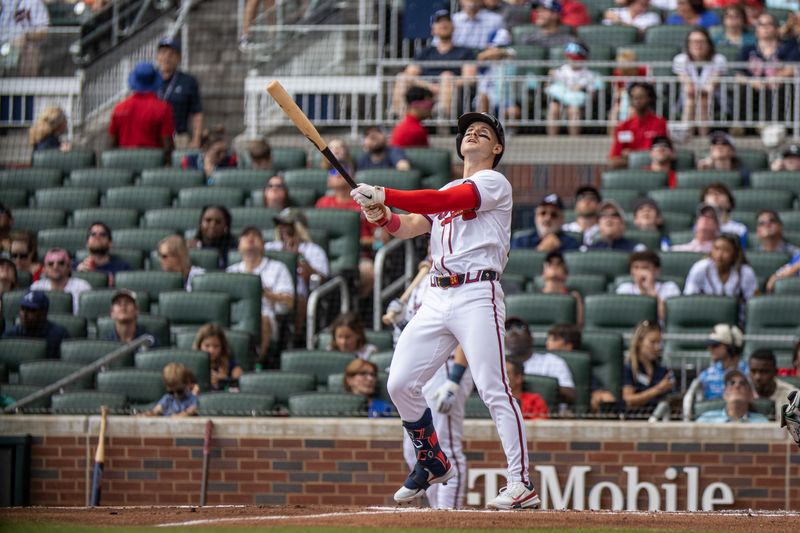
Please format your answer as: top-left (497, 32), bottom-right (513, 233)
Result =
top-left (505, 317), bottom-right (576, 405)
top-left (735, 13), bottom-right (800, 90)
top-left (144, 363), bottom-right (198, 417)
top-left (603, 0), bottom-right (661, 32)
top-left (343, 358), bottom-right (392, 417)
top-left (523, 0), bottom-right (574, 48)
top-left (188, 206), bottom-right (237, 270)
top-left (770, 142), bottom-right (800, 171)
top-left (545, 323), bottom-right (581, 352)
top-left (670, 204), bottom-right (720, 253)
top-left (102, 289), bottom-right (157, 346)
top-left (506, 360), bottom-right (549, 420)
top-left (545, 42), bottom-right (601, 137)
top-left (28, 106), bottom-right (69, 152)
top-left (357, 127), bottom-right (410, 171)
top-left (511, 194), bottom-right (580, 252)
top-left (666, 0), bottom-right (721, 28)
top-left (3, 291), bottom-right (69, 359)
top-left (556, 0), bottom-right (591, 28)
top-left (697, 324), bottom-right (747, 400)
top-left (73, 222), bottom-right (131, 278)
top-left (765, 250), bottom-right (800, 292)
top-left (182, 125), bottom-right (237, 181)
top-left (632, 198), bottom-right (665, 235)
top-left (673, 28), bottom-right (727, 137)
top-left (750, 348), bottom-right (799, 420)
top-left (644, 136), bottom-right (677, 188)
top-left (109, 62), bottom-right (174, 158)
top-left (155, 37), bottom-right (203, 149)
top-left (0, 203), bottom-right (12, 255)
top-left (608, 48), bottom-right (650, 131)
top-left (608, 82), bottom-right (668, 169)
top-left (158, 235), bottom-right (205, 291)
top-left (711, 5), bottom-right (756, 48)
top-left (30, 248), bottom-right (91, 314)
top-left (700, 181), bottom-right (747, 244)
top-left (562, 185), bottom-right (601, 246)
top-left (623, 320), bottom-right (675, 415)
top-left (193, 323), bottom-right (242, 392)
top-left (390, 87), bottom-right (434, 148)
top-left (540, 252), bottom-right (584, 328)
top-left (9, 230), bottom-right (42, 282)
top-left (697, 132), bottom-right (748, 181)
top-left (248, 138), bottom-right (272, 170)
top-left (0, 259), bottom-right (17, 330)
top-left (1, 0), bottom-right (49, 76)
top-left (451, 0), bottom-right (505, 51)
top-left (684, 234), bottom-right (757, 323)
top-left (754, 210), bottom-right (799, 255)
top-left (319, 138), bottom-right (354, 172)
top-left (617, 251), bottom-right (680, 322)
top-left (226, 226), bottom-right (293, 358)
top-left (743, 0), bottom-right (766, 27)
top-left (588, 200), bottom-right (644, 251)
top-left (262, 174), bottom-right (291, 209)
top-left (695, 369), bottom-right (768, 423)
top-left (328, 311), bottom-right (377, 360)
top-left (778, 340), bottom-right (800, 377)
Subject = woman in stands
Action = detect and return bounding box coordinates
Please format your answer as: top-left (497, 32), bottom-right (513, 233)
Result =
top-left (319, 138), bottom-right (354, 173)
top-left (262, 174), bottom-right (292, 209)
top-left (193, 323), bottom-right (242, 391)
top-left (157, 234), bottom-right (205, 291)
top-left (189, 205), bottom-right (237, 270)
top-left (622, 320), bottom-right (675, 416)
top-left (666, 0), bottom-right (721, 29)
top-left (328, 311), bottom-right (377, 360)
top-left (9, 231), bottom-right (42, 282)
top-left (343, 358), bottom-right (392, 417)
top-left (711, 5), bottom-right (756, 48)
top-left (28, 106), bottom-right (69, 152)
top-left (181, 124), bottom-right (237, 182)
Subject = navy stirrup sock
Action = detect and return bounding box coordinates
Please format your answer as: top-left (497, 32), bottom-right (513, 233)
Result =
top-left (402, 408), bottom-right (450, 489)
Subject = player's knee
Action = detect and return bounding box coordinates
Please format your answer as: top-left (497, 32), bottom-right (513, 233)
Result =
top-left (387, 372), bottom-right (420, 400)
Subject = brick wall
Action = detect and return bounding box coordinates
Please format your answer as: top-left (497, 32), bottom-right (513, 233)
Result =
top-left (2, 417), bottom-right (797, 509)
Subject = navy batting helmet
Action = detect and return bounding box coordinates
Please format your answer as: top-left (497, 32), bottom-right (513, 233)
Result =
top-left (456, 112), bottom-right (505, 168)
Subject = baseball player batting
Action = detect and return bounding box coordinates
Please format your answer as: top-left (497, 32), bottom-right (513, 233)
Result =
top-left (352, 112), bottom-right (539, 510)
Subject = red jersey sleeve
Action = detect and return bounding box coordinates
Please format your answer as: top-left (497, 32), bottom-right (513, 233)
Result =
top-left (383, 183), bottom-right (479, 215)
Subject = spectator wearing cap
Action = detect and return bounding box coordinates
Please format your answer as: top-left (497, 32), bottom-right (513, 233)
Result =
top-left (523, 0), bottom-right (573, 48)
top-left (357, 127), bottom-right (410, 171)
top-left (646, 136), bottom-right (677, 188)
top-left (603, 0), bottom-right (661, 32)
top-left (754, 210), bottom-right (799, 255)
top-left (616, 251), bottom-right (680, 322)
top-left (73, 222), bottom-right (131, 278)
top-left (695, 369), bottom-right (768, 423)
top-left (30, 248), bottom-right (91, 314)
top-left (697, 324), bottom-right (748, 401)
top-left (545, 41), bottom-right (601, 137)
top-left (749, 348), bottom-right (799, 420)
top-left (109, 62), bottom-right (175, 158)
top-left (155, 37), bottom-right (203, 149)
top-left (0, 202), bottom-right (12, 255)
top-left (608, 82), bottom-right (668, 169)
top-left (530, 0), bottom-right (591, 28)
top-left (562, 185), bottom-right (601, 246)
top-left (632, 198), bottom-right (665, 236)
top-left (390, 86), bottom-right (434, 148)
top-left (670, 204), bottom-right (720, 252)
top-left (666, 0), bottom-right (721, 29)
top-left (587, 200), bottom-right (645, 251)
top-left (700, 181), bottom-right (748, 245)
top-left (103, 290), bottom-right (158, 347)
top-left (3, 291), bottom-right (69, 359)
top-left (697, 132), bottom-right (747, 179)
top-left (248, 137), bottom-right (272, 170)
top-left (770, 143), bottom-right (800, 171)
top-left (452, 0), bottom-right (507, 51)
top-left (511, 194), bottom-right (580, 252)
top-left (226, 226), bottom-right (294, 358)
top-left (540, 252), bottom-right (584, 328)
top-left (673, 28), bottom-right (727, 137)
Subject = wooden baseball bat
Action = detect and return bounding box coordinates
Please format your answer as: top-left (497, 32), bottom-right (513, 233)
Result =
top-left (90, 405), bottom-right (109, 506)
top-left (199, 419), bottom-right (213, 506)
top-left (266, 80), bottom-right (358, 189)
top-left (382, 263), bottom-right (431, 325)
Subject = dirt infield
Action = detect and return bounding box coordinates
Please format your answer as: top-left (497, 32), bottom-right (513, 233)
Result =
top-left (1, 505), bottom-right (798, 531)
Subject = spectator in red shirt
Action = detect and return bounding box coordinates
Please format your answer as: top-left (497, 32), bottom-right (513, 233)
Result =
top-left (506, 360), bottom-right (549, 420)
top-left (560, 0), bottom-right (591, 27)
top-left (608, 82), bottom-right (668, 169)
top-left (390, 86), bottom-right (434, 148)
top-left (109, 62), bottom-right (175, 161)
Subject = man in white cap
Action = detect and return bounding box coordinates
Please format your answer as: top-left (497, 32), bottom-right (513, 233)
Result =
top-left (697, 324), bottom-right (747, 401)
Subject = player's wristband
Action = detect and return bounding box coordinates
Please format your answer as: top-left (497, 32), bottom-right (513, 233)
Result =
top-left (448, 363), bottom-right (467, 385)
top-left (384, 212), bottom-right (401, 233)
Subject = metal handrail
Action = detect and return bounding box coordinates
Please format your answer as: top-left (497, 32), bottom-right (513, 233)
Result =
top-left (306, 275), bottom-right (350, 350)
top-left (372, 239), bottom-right (416, 331)
top-left (3, 335), bottom-right (155, 414)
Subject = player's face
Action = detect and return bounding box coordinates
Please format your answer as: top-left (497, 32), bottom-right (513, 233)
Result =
top-left (200, 336), bottom-right (223, 363)
top-left (461, 122), bottom-right (500, 162)
top-left (335, 326), bottom-right (359, 353)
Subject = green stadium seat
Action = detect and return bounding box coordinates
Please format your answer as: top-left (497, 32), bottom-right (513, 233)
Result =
top-left (48, 313), bottom-right (88, 338)
top-left (602, 170), bottom-right (668, 194)
top-left (96, 315), bottom-right (171, 347)
top-left (664, 295), bottom-right (738, 353)
top-left (139, 168), bottom-right (205, 194)
top-left (736, 149), bottom-right (769, 172)
top-left (16, 271), bottom-right (32, 290)
top-left (370, 351), bottom-right (393, 372)
top-left (658, 251), bottom-right (705, 279)
top-left (239, 371), bottom-right (316, 405)
top-left (0, 168), bottom-right (62, 193)
top-left (19, 361), bottom-right (90, 389)
top-left (68, 168), bottom-right (134, 191)
top-left (0, 384), bottom-right (49, 409)
top-left (3, 290), bottom-right (73, 325)
top-left (661, 211), bottom-right (693, 232)
top-left (404, 148), bottom-right (451, 186)
top-left (0, 339), bottom-right (48, 373)
top-left (271, 148), bottom-right (308, 171)
top-left (523, 374), bottom-right (560, 414)
top-left (190, 273), bottom-right (262, 341)
top-left (288, 392), bottom-right (366, 417)
top-left (73, 248), bottom-right (143, 271)
top-left (96, 369), bottom-right (165, 404)
top-left (78, 289), bottom-right (151, 322)
top-left (584, 295), bottom-right (657, 337)
top-left (135, 349), bottom-right (210, 391)
top-left (581, 331), bottom-right (624, 402)
top-left (745, 295), bottom-right (800, 356)
top-left (751, 172), bottom-right (800, 198)
top-left (0, 362), bottom-right (6, 383)
top-left (280, 350), bottom-right (354, 387)
top-left (230, 207), bottom-right (280, 231)
top-left (505, 249), bottom-right (547, 287)
top-left (623, 229), bottom-right (661, 250)
top-left (51, 391), bottom-right (127, 414)
top-left (733, 189), bottom-right (794, 212)
top-left (676, 170), bottom-right (742, 190)
top-left (533, 274), bottom-right (607, 297)
top-left (774, 278), bottom-right (800, 295)
top-left (355, 169), bottom-right (422, 190)
top-left (283, 169), bottom-right (329, 199)
top-left (766, 7), bottom-right (793, 25)
top-left (11, 208), bottom-right (66, 232)
top-left (101, 149), bottom-right (164, 172)
top-left (197, 392), bottom-right (276, 416)
top-left (511, 24), bottom-right (538, 44)
top-left (174, 328), bottom-right (256, 371)
top-left (34, 187), bottom-right (99, 210)
top-left (112, 228), bottom-right (175, 253)
top-left (105, 186), bottom-right (172, 212)
top-left (0, 189), bottom-right (28, 208)
top-left (33, 150), bottom-right (95, 174)
top-left (601, 189), bottom-right (641, 212)
top-left (302, 209), bottom-right (360, 274)
top-left (187, 249), bottom-right (221, 271)
top-left (284, 188), bottom-right (318, 207)
top-left (618, 44), bottom-right (680, 62)
top-left (715, 44), bottom-right (740, 61)
top-left (37, 228), bottom-right (87, 255)
top-left (648, 188), bottom-right (701, 215)
top-left (142, 207), bottom-right (202, 232)
top-left (72, 271), bottom-right (109, 289)
top-left (584, 0), bottom-right (616, 22)
top-left (577, 25), bottom-right (638, 47)
top-left (210, 169), bottom-right (270, 192)
top-left (645, 25), bottom-right (691, 45)
top-left (506, 294), bottom-right (577, 341)
top-left (158, 291), bottom-right (231, 328)
top-left (564, 250), bottom-right (630, 283)
top-left (177, 187), bottom-right (244, 209)
top-left (464, 393), bottom-right (491, 419)
top-left (316, 329), bottom-right (395, 353)
top-left (747, 252), bottom-right (791, 285)
top-left (554, 350), bottom-right (592, 415)
top-left (71, 208), bottom-right (139, 230)
top-left (326, 372), bottom-right (347, 393)
top-left (115, 271), bottom-right (184, 302)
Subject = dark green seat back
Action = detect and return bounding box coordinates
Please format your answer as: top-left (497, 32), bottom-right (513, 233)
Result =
top-left (105, 186), bottom-right (172, 212)
top-left (280, 350), bottom-right (354, 387)
top-left (68, 168), bottom-right (133, 191)
top-left (0, 168), bottom-right (62, 192)
top-left (177, 187), bottom-right (244, 209)
top-left (101, 149), bottom-right (164, 172)
top-left (584, 295), bottom-right (657, 337)
top-left (52, 391), bottom-right (126, 414)
top-left (37, 228), bottom-right (88, 255)
top-left (554, 350), bottom-right (592, 415)
top-left (139, 168), bottom-right (205, 194)
top-left (96, 314), bottom-right (171, 348)
top-left (2, 290), bottom-right (73, 325)
top-left (190, 273), bottom-right (262, 341)
top-left (581, 331), bottom-right (624, 401)
top-left (648, 189), bottom-right (701, 215)
top-left (19, 361), bottom-right (90, 389)
top-left (564, 250), bottom-right (630, 283)
top-left (35, 187), bottom-right (99, 210)
top-left (33, 150), bottom-right (95, 174)
top-left (602, 170), bottom-right (668, 193)
top-left (71, 208), bottom-right (139, 230)
top-left (158, 291), bottom-right (231, 328)
top-left (60, 339), bottom-right (128, 367)
top-left (142, 207), bottom-right (202, 232)
top-left (288, 392), bottom-right (366, 417)
top-left (664, 295), bottom-right (738, 352)
top-left (112, 228), bottom-right (176, 253)
top-left (0, 339), bottom-right (48, 372)
top-left (135, 349), bottom-right (210, 391)
top-left (676, 170), bottom-right (742, 190)
top-left (239, 371), bottom-right (316, 405)
top-left (523, 374), bottom-right (559, 414)
top-left (96, 369), bottom-right (165, 403)
top-left (301, 209), bottom-right (360, 274)
top-left (283, 169), bottom-right (329, 199)
top-left (11, 208), bottom-right (66, 232)
top-left (197, 392), bottom-right (275, 416)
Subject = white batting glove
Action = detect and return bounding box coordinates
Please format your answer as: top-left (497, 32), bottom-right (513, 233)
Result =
top-left (432, 380), bottom-right (461, 414)
top-left (364, 204), bottom-right (390, 225)
top-left (351, 183), bottom-right (385, 208)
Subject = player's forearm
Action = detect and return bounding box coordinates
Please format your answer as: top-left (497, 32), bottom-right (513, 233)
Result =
top-left (385, 213), bottom-right (431, 239)
top-left (384, 184), bottom-right (479, 215)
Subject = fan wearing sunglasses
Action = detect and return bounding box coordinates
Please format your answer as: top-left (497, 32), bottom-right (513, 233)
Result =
top-left (29, 248), bottom-right (91, 314)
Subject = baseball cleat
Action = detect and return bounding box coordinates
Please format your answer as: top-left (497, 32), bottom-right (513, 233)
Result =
top-left (486, 481), bottom-right (541, 510)
top-left (393, 464), bottom-right (456, 503)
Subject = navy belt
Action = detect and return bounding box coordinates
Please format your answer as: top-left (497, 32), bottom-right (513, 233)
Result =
top-left (431, 270), bottom-right (499, 288)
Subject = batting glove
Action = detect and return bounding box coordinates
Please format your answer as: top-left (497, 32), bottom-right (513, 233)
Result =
top-left (351, 183), bottom-right (385, 208)
top-left (432, 380), bottom-right (461, 414)
top-left (364, 204), bottom-right (390, 225)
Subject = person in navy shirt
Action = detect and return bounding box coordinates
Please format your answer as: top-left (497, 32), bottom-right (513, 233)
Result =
top-left (511, 194), bottom-right (580, 252)
top-left (623, 320), bottom-right (675, 415)
top-left (102, 289), bottom-right (158, 347)
top-left (156, 37), bottom-right (203, 148)
top-left (73, 222), bottom-right (131, 278)
top-left (3, 291), bottom-right (69, 359)
top-left (357, 127), bottom-right (411, 171)
top-left (587, 200), bottom-right (645, 251)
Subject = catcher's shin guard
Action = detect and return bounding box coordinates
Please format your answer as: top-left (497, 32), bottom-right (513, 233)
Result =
top-left (394, 408), bottom-right (454, 502)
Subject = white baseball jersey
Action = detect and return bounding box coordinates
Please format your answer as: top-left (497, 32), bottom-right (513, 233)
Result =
top-left (427, 170), bottom-right (512, 277)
